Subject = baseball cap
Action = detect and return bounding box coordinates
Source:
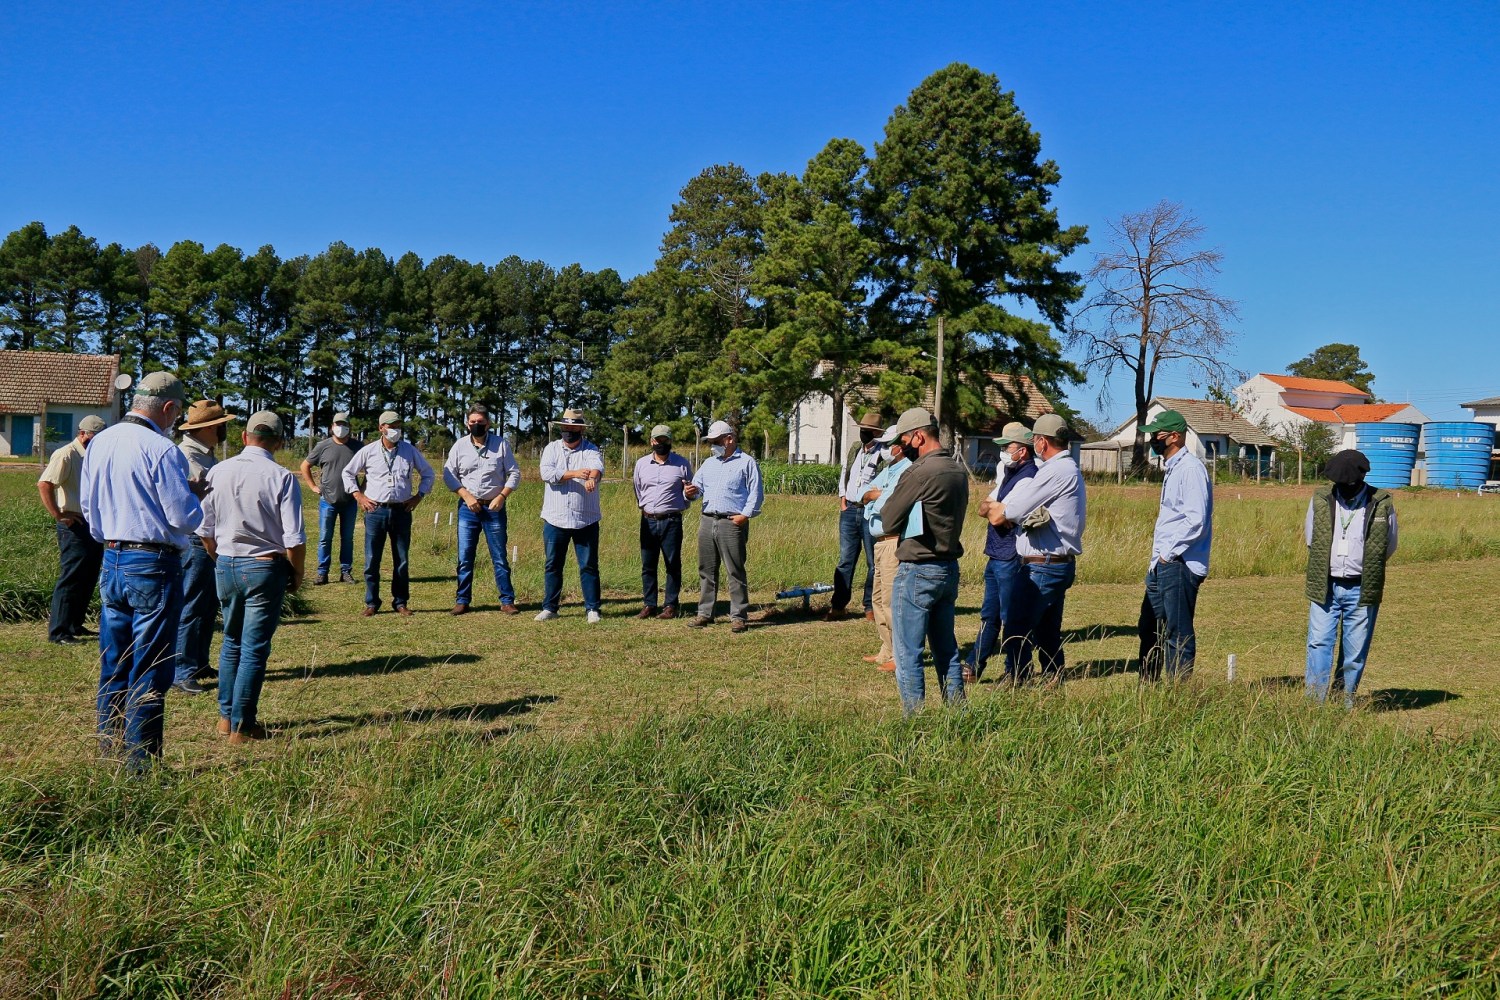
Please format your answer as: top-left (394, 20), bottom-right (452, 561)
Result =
top-left (650, 424), bottom-right (673, 440)
top-left (246, 411), bottom-right (285, 439)
top-left (378, 410), bottom-right (402, 425)
top-left (332, 411), bottom-right (350, 424)
top-left (1031, 413), bottom-right (1073, 441)
top-left (702, 419), bottom-right (736, 441)
top-left (874, 424), bottom-right (901, 445)
top-left (79, 415), bottom-right (107, 433)
top-left (1140, 409), bottom-right (1188, 435)
top-left (134, 371), bottom-right (187, 405)
top-left (993, 421), bottom-right (1033, 447)
top-left (889, 407), bottom-right (936, 440)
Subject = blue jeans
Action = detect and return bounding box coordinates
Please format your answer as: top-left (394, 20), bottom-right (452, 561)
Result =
top-left (363, 505), bottom-right (412, 610)
top-left (892, 560), bottom-right (965, 714)
top-left (174, 538), bottom-right (218, 684)
top-left (456, 503), bottom-right (515, 606)
top-left (1306, 581), bottom-right (1380, 707)
top-left (216, 556), bottom-right (290, 731)
top-left (542, 520), bottom-right (601, 613)
top-left (965, 556), bottom-right (1021, 676)
top-left (98, 546), bottom-right (184, 767)
top-left (1003, 560), bottom-right (1076, 683)
top-left (640, 512), bottom-right (684, 608)
top-left (832, 504), bottom-right (875, 612)
top-left (317, 496), bottom-right (357, 577)
top-left (1142, 560), bottom-right (1204, 680)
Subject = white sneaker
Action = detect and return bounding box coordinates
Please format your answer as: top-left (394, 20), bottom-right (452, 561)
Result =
top-left (534, 609), bottom-right (558, 621)
top-left (586, 610), bottom-right (602, 624)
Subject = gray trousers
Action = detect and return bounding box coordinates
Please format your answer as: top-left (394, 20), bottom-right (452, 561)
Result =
top-left (698, 514), bottom-right (750, 621)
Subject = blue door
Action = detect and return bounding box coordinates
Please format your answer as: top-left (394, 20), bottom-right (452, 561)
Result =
top-left (11, 414), bottom-right (35, 456)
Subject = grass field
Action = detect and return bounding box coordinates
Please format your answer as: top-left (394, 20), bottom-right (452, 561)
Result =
top-left (3, 465), bottom-right (1500, 996)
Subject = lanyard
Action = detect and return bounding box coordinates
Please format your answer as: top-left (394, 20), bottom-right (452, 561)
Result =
top-left (381, 444), bottom-right (398, 481)
top-left (1337, 490), bottom-right (1366, 536)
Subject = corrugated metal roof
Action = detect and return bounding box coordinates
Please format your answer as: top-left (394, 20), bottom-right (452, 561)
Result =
top-left (0, 350), bottom-right (120, 413)
top-left (1462, 396), bottom-right (1500, 408)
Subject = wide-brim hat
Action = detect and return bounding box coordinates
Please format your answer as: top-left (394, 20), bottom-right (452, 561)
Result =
top-left (179, 399), bottom-right (236, 430)
top-left (856, 410), bottom-right (885, 431)
top-left (993, 421), bottom-right (1034, 447)
top-left (553, 408), bottom-right (589, 428)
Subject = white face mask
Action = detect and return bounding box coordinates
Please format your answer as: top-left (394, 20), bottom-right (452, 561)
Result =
top-left (885, 446), bottom-right (901, 462)
top-left (332, 424), bottom-right (349, 439)
top-left (710, 444), bottom-right (726, 459)
top-left (383, 427), bottom-right (403, 444)
top-left (999, 451), bottom-right (1017, 469)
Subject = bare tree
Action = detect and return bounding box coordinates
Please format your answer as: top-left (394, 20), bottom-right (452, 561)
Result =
top-left (1069, 201), bottom-right (1240, 473)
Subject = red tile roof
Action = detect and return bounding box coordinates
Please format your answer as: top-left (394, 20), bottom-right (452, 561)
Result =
top-left (1284, 405), bottom-right (1344, 423)
top-left (1334, 403), bottom-right (1408, 422)
top-left (1261, 373), bottom-right (1370, 397)
top-left (0, 351), bottom-right (121, 414)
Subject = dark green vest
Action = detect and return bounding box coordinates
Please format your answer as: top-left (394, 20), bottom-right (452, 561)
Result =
top-left (1304, 485), bottom-right (1393, 607)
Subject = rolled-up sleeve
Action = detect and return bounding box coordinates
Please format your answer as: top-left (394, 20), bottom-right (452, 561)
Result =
top-left (742, 461), bottom-right (764, 517)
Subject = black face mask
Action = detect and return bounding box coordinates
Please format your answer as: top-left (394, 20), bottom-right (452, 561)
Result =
top-left (1148, 436), bottom-right (1168, 456)
top-left (1335, 480), bottom-right (1367, 501)
top-left (860, 430), bottom-right (876, 445)
top-left (468, 423), bottom-right (487, 438)
top-left (652, 441), bottom-right (671, 456)
top-left (562, 430), bottom-right (582, 444)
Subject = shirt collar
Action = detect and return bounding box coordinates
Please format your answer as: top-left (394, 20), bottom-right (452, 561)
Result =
top-left (242, 445), bottom-right (273, 460)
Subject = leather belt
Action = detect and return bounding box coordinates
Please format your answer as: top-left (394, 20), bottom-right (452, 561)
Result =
top-left (107, 540), bottom-right (175, 553)
top-left (642, 511), bottom-right (682, 520)
top-left (1022, 553), bottom-right (1075, 565)
top-left (377, 501), bottom-right (409, 508)
top-left (1330, 575), bottom-right (1361, 585)
top-left (705, 512), bottom-right (735, 519)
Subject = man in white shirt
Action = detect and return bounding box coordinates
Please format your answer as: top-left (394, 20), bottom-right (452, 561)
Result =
top-left (342, 410), bottom-right (435, 617)
top-left (536, 408), bottom-right (605, 622)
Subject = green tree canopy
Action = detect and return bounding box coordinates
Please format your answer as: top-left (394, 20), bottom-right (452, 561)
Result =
top-left (1288, 343), bottom-right (1377, 396)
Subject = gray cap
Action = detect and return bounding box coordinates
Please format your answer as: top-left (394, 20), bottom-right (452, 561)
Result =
top-left (134, 371), bottom-right (187, 405)
top-left (332, 411), bottom-right (350, 424)
top-left (79, 415), bottom-right (107, 434)
top-left (650, 424), bottom-right (673, 440)
top-left (378, 410), bottom-right (402, 426)
top-left (889, 407), bottom-right (936, 440)
top-left (246, 410), bottom-right (285, 439)
top-left (993, 421), bottom-right (1033, 447)
top-left (1032, 413), bottom-right (1073, 441)
top-left (702, 419), bottom-right (736, 441)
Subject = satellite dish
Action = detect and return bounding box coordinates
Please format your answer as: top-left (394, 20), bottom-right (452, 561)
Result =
top-left (114, 373), bottom-right (133, 392)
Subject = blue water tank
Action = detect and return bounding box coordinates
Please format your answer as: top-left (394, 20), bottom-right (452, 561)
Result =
top-left (1425, 421), bottom-right (1496, 490)
top-left (1354, 422), bottom-right (1419, 489)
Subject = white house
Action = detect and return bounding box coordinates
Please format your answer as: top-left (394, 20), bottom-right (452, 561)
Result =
top-left (1082, 396), bottom-right (1279, 475)
top-left (1461, 395), bottom-right (1500, 480)
top-left (1235, 373), bottom-right (1429, 450)
top-left (0, 351), bottom-right (123, 458)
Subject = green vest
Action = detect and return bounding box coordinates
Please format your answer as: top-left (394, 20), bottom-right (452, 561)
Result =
top-left (1304, 485), bottom-right (1394, 607)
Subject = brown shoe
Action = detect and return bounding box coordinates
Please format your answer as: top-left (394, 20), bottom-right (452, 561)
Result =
top-left (216, 717), bottom-right (230, 736)
top-left (500, 603), bottom-right (519, 615)
top-left (361, 605), bottom-right (377, 617)
top-left (686, 615), bottom-right (712, 628)
top-left (821, 606), bottom-right (847, 622)
top-left (227, 722), bottom-right (271, 745)
top-left (658, 605), bottom-right (678, 620)
top-left (396, 605), bottom-right (413, 617)
top-left (864, 609), bottom-right (876, 622)
top-left (730, 619), bottom-right (748, 634)
top-left (636, 606), bottom-right (658, 619)
top-left (861, 654), bottom-right (882, 663)
top-left (451, 604), bottom-right (470, 616)
top-left (878, 660), bottom-right (897, 673)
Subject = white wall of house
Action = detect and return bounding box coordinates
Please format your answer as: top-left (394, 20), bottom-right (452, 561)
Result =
top-left (791, 392), bottom-right (862, 465)
top-left (1466, 403), bottom-right (1500, 429)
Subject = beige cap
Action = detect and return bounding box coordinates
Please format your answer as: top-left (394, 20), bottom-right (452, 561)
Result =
top-left (134, 371), bottom-right (187, 405)
top-left (332, 411), bottom-right (350, 424)
top-left (993, 421), bottom-right (1033, 447)
top-left (246, 411), bottom-right (285, 439)
top-left (1031, 413), bottom-right (1073, 441)
top-left (650, 424), bottom-right (673, 440)
top-left (378, 410), bottom-right (402, 425)
top-left (889, 407), bottom-right (936, 440)
top-left (79, 415), bottom-right (107, 433)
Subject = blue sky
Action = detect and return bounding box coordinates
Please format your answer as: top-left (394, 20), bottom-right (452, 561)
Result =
top-left (3, 1), bottom-right (1495, 426)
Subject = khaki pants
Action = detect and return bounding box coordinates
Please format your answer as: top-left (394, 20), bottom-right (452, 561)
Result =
top-left (871, 535), bottom-right (899, 661)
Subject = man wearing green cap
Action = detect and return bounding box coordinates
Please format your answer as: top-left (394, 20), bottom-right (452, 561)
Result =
top-left (1137, 409), bottom-right (1212, 681)
top-left (38, 415), bottom-right (107, 644)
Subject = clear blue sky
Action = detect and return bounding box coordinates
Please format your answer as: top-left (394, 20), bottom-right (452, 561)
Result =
top-left (3, 1), bottom-right (1495, 426)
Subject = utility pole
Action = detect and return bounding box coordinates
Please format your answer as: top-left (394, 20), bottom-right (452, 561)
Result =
top-left (934, 314), bottom-right (945, 429)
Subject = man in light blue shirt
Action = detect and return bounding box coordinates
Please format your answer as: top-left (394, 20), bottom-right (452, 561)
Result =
top-left (687, 420), bottom-right (763, 633)
top-left (1137, 410), bottom-right (1213, 681)
top-left (632, 424), bottom-right (698, 619)
top-left (443, 405), bottom-right (522, 616)
top-left (536, 408), bottom-right (606, 622)
top-left (826, 411), bottom-right (885, 621)
top-left (860, 425), bottom-right (911, 670)
top-left (343, 409), bottom-right (435, 617)
top-left (79, 370), bottom-right (202, 769)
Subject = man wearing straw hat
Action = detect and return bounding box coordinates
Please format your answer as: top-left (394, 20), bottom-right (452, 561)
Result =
top-left (536, 408), bottom-right (605, 622)
top-left (824, 410), bottom-right (885, 622)
top-left (172, 398), bottom-right (237, 696)
top-left (37, 414), bottom-right (107, 645)
top-left (342, 410), bottom-right (434, 617)
top-left (632, 423), bottom-right (698, 619)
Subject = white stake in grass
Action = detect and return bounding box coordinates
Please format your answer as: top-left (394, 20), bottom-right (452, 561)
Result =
top-left (1227, 653), bottom-right (1237, 682)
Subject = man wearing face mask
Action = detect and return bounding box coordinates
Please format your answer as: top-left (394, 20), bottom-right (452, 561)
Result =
top-left (443, 405), bottom-right (521, 616)
top-left (79, 371), bottom-right (203, 769)
top-left (1136, 410), bottom-right (1213, 682)
top-left (632, 424), bottom-right (698, 619)
top-left (825, 411), bottom-right (886, 622)
top-left (859, 424), bottom-right (912, 672)
top-left (343, 410), bottom-right (435, 617)
top-left (962, 422), bottom-right (1039, 682)
top-left (537, 409), bottom-right (606, 623)
top-left (300, 412), bottom-right (363, 586)
top-left (171, 399), bottom-right (237, 696)
top-left (1303, 449), bottom-right (1398, 708)
top-left (687, 420), bottom-right (763, 633)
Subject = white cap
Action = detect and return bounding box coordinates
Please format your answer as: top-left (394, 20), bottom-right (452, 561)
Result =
top-left (875, 424), bottom-right (901, 445)
top-left (702, 419), bottom-right (736, 441)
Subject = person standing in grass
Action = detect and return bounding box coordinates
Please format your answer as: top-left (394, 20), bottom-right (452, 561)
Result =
top-left (37, 414), bottom-right (107, 645)
top-left (343, 410), bottom-right (434, 618)
top-left (962, 421), bottom-right (1038, 683)
top-left (299, 412), bottom-right (362, 586)
top-left (1137, 409), bottom-right (1213, 682)
top-left (687, 420), bottom-right (763, 634)
top-left (878, 408), bottom-right (969, 713)
top-left (172, 400), bottom-right (236, 697)
top-left (989, 413), bottom-right (1086, 688)
top-left (536, 409), bottom-right (605, 623)
top-left (824, 410), bottom-right (885, 622)
top-left (859, 424), bottom-right (911, 673)
top-left (1303, 449), bottom-right (1398, 709)
top-left (632, 424), bottom-right (698, 620)
top-left (443, 404), bottom-right (521, 617)
top-left (198, 411), bottom-right (305, 744)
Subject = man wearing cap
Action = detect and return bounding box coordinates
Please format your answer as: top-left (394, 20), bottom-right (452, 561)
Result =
top-left (988, 412), bottom-right (1087, 687)
top-left (197, 411), bottom-right (305, 743)
top-left (172, 399), bottom-right (236, 695)
top-left (877, 408), bottom-right (969, 712)
top-left (342, 410), bottom-right (434, 617)
top-left (300, 412), bottom-right (363, 585)
top-left (632, 424), bottom-right (698, 619)
top-left (962, 422), bottom-right (1039, 682)
top-left (443, 404), bottom-right (521, 615)
top-left (825, 411), bottom-right (885, 622)
top-left (858, 424), bottom-right (912, 672)
top-left (536, 409), bottom-right (605, 623)
top-left (79, 371), bottom-right (203, 768)
top-left (37, 415), bottom-right (108, 644)
top-left (687, 420), bottom-right (763, 633)
top-left (1136, 409), bottom-right (1213, 682)
top-left (1303, 449), bottom-right (1399, 708)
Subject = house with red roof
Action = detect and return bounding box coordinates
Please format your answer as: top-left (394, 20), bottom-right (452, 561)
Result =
top-left (0, 351), bottom-right (123, 458)
top-left (1235, 373), bottom-right (1428, 451)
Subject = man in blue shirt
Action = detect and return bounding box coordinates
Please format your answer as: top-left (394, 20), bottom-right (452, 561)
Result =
top-left (687, 420), bottom-right (763, 633)
top-left (343, 410), bottom-right (435, 617)
top-left (1137, 410), bottom-right (1213, 681)
top-left (443, 404), bottom-right (522, 616)
top-left (825, 410), bottom-right (885, 621)
top-left (860, 424), bottom-right (910, 671)
top-left (79, 370), bottom-right (203, 769)
top-left (963, 422), bottom-right (1038, 682)
top-left (632, 424), bottom-right (698, 619)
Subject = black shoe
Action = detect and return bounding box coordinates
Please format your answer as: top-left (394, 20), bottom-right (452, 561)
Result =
top-left (313, 574), bottom-right (329, 586)
top-left (172, 679), bottom-right (206, 696)
top-left (339, 570), bottom-right (356, 584)
top-left (71, 627), bottom-right (98, 637)
top-left (49, 634), bottom-right (83, 645)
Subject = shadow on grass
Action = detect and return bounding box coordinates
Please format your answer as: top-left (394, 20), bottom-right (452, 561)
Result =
top-left (268, 652), bottom-right (483, 681)
top-left (1368, 688), bottom-right (1461, 712)
top-left (1070, 657), bottom-right (1139, 679)
top-left (280, 693), bottom-right (557, 739)
top-left (1254, 675), bottom-right (1304, 691)
top-left (1062, 623), bottom-right (1141, 643)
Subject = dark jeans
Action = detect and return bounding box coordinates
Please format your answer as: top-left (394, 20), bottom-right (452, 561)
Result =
top-left (174, 538), bottom-right (218, 684)
top-left (216, 556), bottom-right (290, 730)
top-left (317, 496), bottom-right (357, 576)
top-left (50, 518), bottom-right (103, 641)
top-left (364, 505), bottom-right (412, 610)
top-left (831, 503), bottom-right (875, 611)
top-left (1140, 560), bottom-right (1204, 680)
top-left (965, 556), bottom-right (1021, 676)
top-left (1003, 560), bottom-right (1076, 683)
top-left (698, 515), bottom-right (750, 621)
top-left (456, 503), bottom-right (514, 606)
top-left (640, 512), bottom-right (684, 609)
top-left (98, 546), bottom-right (183, 767)
top-left (542, 520), bottom-right (601, 613)
top-left (892, 560), bottom-right (964, 714)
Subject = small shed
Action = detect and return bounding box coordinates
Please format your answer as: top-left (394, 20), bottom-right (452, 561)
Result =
top-left (1085, 397), bottom-right (1280, 475)
top-left (0, 351), bottom-right (122, 458)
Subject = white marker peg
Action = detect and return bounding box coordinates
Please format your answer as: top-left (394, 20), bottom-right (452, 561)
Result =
top-left (1227, 653), bottom-right (1237, 682)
